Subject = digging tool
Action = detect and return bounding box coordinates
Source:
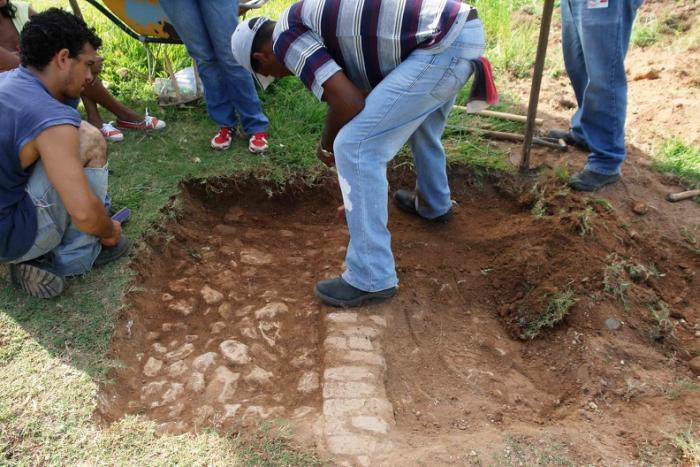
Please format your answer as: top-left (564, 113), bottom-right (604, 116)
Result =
top-left (666, 189), bottom-right (700, 202)
top-left (521, 0), bottom-right (556, 171)
top-left (452, 106), bottom-right (543, 126)
top-left (445, 125), bottom-right (566, 151)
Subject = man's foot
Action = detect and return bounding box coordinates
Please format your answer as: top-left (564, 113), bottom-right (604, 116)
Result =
top-left (116, 113), bottom-right (166, 131)
top-left (249, 132), bottom-right (269, 153)
top-left (94, 236), bottom-right (130, 268)
top-left (569, 170), bottom-right (620, 192)
top-left (314, 277), bottom-right (396, 307)
top-left (100, 122), bottom-right (124, 142)
top-left (547, 128), bottom-right (590, 152)
top-left (393, 190), bottom-right (453, 223)
top-left (211, 127), bottom-right (234, 150)
top-left (9, 258), bottom-right (65, 299)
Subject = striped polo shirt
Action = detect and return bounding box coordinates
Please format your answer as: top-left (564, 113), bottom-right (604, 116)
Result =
top-left (272, 0), bottom-right (474, 100)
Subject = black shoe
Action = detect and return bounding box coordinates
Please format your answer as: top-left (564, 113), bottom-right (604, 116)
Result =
top-left (393, 190), bottom-right (453, 223)
top-left (547, 128), bottom-right (590, 152)
top-left (9, 257), bottom-right (65, 299)
top-left (94, 235), bottom-right (130, 267)
top-left (569, 170), bottom-right (620, 192)
top-left (314, 277), bottom-right (396, 307)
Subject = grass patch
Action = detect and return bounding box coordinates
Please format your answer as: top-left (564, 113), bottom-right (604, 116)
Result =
top-left (653, 140), bottom-right (700, 195)
top-left (632, 13), bottom-right (661, 48)
top-left (664, 378), bottom-right (700, 400)
top-left (664, 424), bottom-right (700, 465)
top-left (519, 288), bottom-right (576, 340)
top-left (495, 434), bottom-right (574, 466)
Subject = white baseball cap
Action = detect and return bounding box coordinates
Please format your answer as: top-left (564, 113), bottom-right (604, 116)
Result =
top-left (231, 16), bottom-right (275, 90)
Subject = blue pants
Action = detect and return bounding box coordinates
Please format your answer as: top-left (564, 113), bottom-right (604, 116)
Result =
top-left (561, 0), bottom-right (643, 175)
top-left (9, 162), bottom-right (108, 276)
top-left (334, 20), bottom-right (486, 292)
top-left (159, 0), bottom-right (269, 134)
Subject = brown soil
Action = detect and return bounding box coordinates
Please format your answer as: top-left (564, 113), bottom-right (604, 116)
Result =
top-left (96, 0), bottom-right (700, 463)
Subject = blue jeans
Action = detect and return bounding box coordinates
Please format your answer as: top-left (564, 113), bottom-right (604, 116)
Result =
top-left (334, 20), bottom-right (486, 292)
top-left (159, 0), bottom-right (268, 134)
top-left (561, 0), bottom-right (643, 175)
top-left (9, 161), bottom-right (108, 276)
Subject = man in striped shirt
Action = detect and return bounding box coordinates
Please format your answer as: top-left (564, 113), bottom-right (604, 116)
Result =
top-left (232, 0), bottom-right (486, 307)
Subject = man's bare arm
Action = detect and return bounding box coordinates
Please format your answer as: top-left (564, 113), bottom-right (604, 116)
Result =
top-left (34, 125), bottom-right (120, 243)
top-left (0, 46), bottom-right (20, 71)
top-left (320, 71), bottom-right (366, 151)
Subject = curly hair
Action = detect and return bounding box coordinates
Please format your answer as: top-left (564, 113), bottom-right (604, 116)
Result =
top-left (20, 8), bottom-right (101, 71)
top-left (1, 0), bottom-right (17, 19)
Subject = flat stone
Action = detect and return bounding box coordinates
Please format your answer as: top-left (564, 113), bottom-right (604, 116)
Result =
top-left (164, 343), bottom-right (194, 362)
top-left (205, 366), bottom-right (240, 403)
top-left (340, 326), bottom-right (380, 339)
top-left (244, 366), bottom-right (274, 386)
top-left (168, 361), bottom-right (188, 378)
top-left (606, 317), bottom-right (622, 331)
top-left (162, 322), bottom-right (187, 332)
top-left (240, 248), bottom-right (273, 265)
top-left (325, 435), bottom-right (387, 456)
top-left (254, 302), bottom-right (289, 320)
top-left (185, 334), bottom-right (199, 342)
top-left (214, 224), bottom-right (238, 236)
top-left (369, 315), bottom-right (387, 327)
top-left (220, 340), bottom-right (251, 365)
top-left (237, 304), bottom-right (254, 317)
top-left (192, 352), bottom-right (218, 373)
top-left (201, 285), bottom-right (224, 304)
top-left (168, 278), bottom-right (192, 293)
top-left (161, 293), bottom-right (174, 302)
top-left (168, 299), bottom-right (195, 316)
top-left (141, 381), bottom-right (167, 400)
top-left (324, 418), bottom-right (354, 436)
top-left (222, 404), bottom-right (242, 421)
top-left (279, 229), bottom-right (295, 237)
top-left (251, 343), bottom-right (279, 362)
top-left (152, 343), bottom-right (167, 354)
top-left (143, 357), bottom-right (163, 377)
top-left (218, 303), bottom-right (233, 319)
top-left (210, 321), bottom-right (227, 334)
top-left (187, 372), bottom-right (206, 393)
top-left (327, 312), bottom-right (358, 323)
top-left (162, 383), bottom-right (184, 404)
top-left (167, 402), bottom-right (185, 418)
top-left (324, 336), bottom-right (348, 351)
top-left (348, 336), bottom-right (373, 351)
top-left (297, 371), bottom-right (320, 393)
top-left (352, 416), bottom-right (389, 434)
top-left (689, 357), bottom-right (700, 375)
top-left (241, 327), bottom-right (258, 339)
top-left (292, 406), bottom-right (316, 419)
top-left (258, 321), bottom-right (281, 347)
top-left (323, 398), bottom-right (394, 419)
top-left (332, 350), bottom-right (386, 368)
top-left (243, 405), bottom-right (285, 420)
top-left (323, 381), bottom-right (379, 399)
top-left (291, 350), bottom-right (314, 367)
top-left (631, 202), bottom-right (649, 215)
top-left (146, 332), bottom-right (160, 341)
top-left (324, 366), bottom-right (376, 382)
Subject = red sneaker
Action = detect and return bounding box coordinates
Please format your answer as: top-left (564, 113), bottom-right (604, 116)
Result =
top-left (211, 127), bottom-right (233, 150)
top-left (249, 131), bottom-right (269, 153)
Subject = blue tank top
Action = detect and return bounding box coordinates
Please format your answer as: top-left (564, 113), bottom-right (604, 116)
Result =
top-left (0, 67), bottom-right (81, 261)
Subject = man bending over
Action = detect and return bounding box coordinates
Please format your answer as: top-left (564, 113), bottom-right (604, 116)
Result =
top-left (0, 8), bottom-right (128, 298)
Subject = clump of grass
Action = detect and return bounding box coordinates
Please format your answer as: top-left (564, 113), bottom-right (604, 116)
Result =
top-left (664, 424), bottom-right (700, 465)
top-left (519, 288), bottom-right (576, 340)
top-left (653, 140), bottom-right (700, 194)
top-left (648, 301), bottom-right (675, 341)
top-left (623, 378), bottom-right (647, 402)
top-left (554, 165), bottom-right (569, 183)
top-left (632, 14), bottom-right (661, 47)
top-left (664, 378), bottom-right (700, 400)
top-left (593, 198), bottom-right (614, 213)
top-left (560, 206), bottom-right (595, 237)
top-left (497, 434), bottom-right (574, 466)
top-left (603, 253), bottom-right (632, 307)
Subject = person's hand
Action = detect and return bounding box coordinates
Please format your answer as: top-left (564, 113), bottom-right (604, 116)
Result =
top-left (100, 219), bottom-right (122, 246)
top-left (317, 143), bottom-right (335, 168)
top-left (90, 56), bottom-right (104, 77)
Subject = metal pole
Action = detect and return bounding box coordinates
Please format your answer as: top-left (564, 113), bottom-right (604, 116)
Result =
top-left (520, 0), bottom-right (556, 172)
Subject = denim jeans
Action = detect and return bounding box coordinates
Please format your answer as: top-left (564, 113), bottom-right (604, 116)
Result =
top-left (334, 19), bottom-right (486, 292)
top-left (9, 161), bottom-right (108, 276)
top-left (561, 0), bottom-right (644, 175)
top-left (159, 0), bottom-right (268, 134)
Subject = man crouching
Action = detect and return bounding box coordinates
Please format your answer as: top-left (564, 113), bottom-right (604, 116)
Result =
top-left (0, 8), bottom-right (128, 298)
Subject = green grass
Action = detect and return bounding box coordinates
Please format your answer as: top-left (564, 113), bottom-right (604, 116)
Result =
top-left (519, 288), bottom-right (576, 340)
top-left (653, 140), bottom-right (700, 195)
top-left (0, 0), bottom-right (579, 463)
top-left (664, 424), bottom-right (700, 465)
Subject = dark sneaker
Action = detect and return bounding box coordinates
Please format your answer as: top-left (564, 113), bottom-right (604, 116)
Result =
top-left (94, 235), bottom-right (130, 267)
top-left (547, 128), bottom-right (590, 152)
top-left (9, 258), bottom-right (65, 299)
top-left (314, 277), bottom-right (396, 307)
top-left (569, 170), bottom-right (620, 192)
top-left (393, 190), bottom-right (452, 223)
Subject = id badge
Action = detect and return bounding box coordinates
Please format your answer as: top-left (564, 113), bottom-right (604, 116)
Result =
top-left (587, 0), bottom-right (609, 8)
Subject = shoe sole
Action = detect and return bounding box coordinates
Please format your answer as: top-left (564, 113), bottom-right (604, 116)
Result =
top-left (211, 143), bottom-right (231, 150)
top-left (249, 145), bottom-right (268, 153)
top-left (394, 194), bottom-right (452, 223)
top-left (313, 285), bottom-right (397, 308)
top-left (10, 263), bottom-right (65, 299)
top-left (569, 176), bottom-right (620, 192)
